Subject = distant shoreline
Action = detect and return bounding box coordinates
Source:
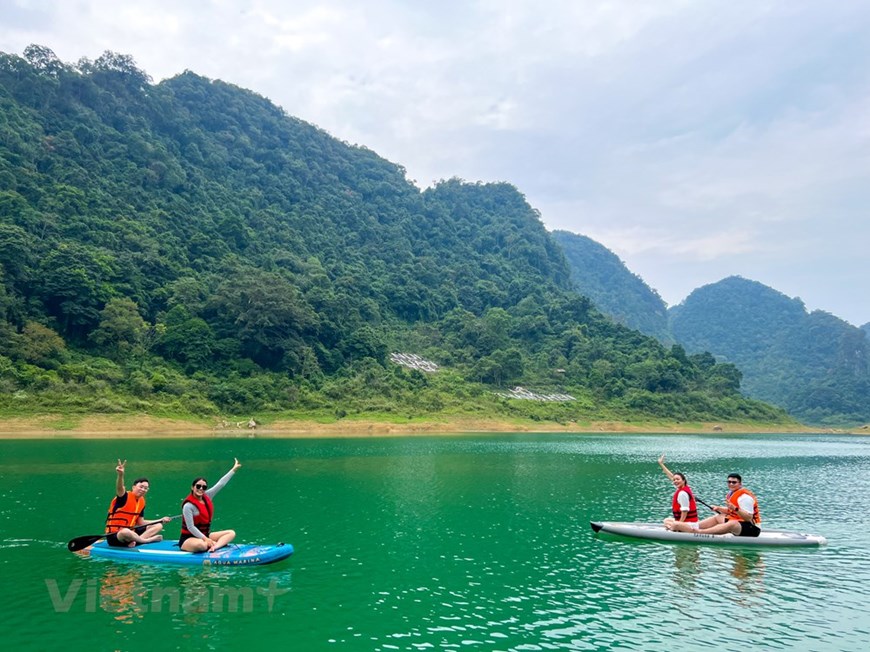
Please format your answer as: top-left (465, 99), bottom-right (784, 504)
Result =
top-left (0, 414), bottom-right (861, 439)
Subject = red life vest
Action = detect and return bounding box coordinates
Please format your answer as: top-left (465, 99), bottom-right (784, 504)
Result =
top-left (181, 492), bottom-right (214, 537)
top-left (726, 487), bottom-right (761, 524)
top-left (671, 485), bottom-right (698, 522)
top-left (105, 492), bottom-right (146, 533)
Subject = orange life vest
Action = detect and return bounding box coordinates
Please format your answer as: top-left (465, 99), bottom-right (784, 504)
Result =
top-left (726, 487), bottom-right (761, 524)
top-left (672, 485), bottom-right (698, 522)
top-left (180, 493), bottom-right (214, 537)
top-left (105, 492), bottom-right (146, 533)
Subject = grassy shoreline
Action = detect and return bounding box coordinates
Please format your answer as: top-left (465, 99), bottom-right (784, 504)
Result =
top-left (0, 413), bottom-right (860, 438)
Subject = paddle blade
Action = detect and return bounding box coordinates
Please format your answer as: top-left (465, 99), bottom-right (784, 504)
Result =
top-left (67, 534), bottom-right (104, 552)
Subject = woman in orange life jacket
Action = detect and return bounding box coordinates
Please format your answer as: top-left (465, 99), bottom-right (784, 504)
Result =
top-left (670, 473), bottom-right (762, 537)
top-left (658, 455), bottom-right (699, 531)
top-left (105, 459), bottom-right (170, 548)
top-left (179, 458), bottom-right (242, 553)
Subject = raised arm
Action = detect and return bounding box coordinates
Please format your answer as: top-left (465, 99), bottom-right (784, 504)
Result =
top-left (115, 459), bottom-right (127, 497)
top-left (658, 455), bottom-right (675, 482)
top-left (205, 458), bottom-right (242, 499)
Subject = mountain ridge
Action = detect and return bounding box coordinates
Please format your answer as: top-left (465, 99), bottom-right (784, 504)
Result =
top-left (0, 46), bottom-right (782, 426)
top-left (551, 230), bottom-right (671, 343)
top-left (552, 233), bottom-right (868, 425)
top-left (669, 276), bottom-right (869, 424)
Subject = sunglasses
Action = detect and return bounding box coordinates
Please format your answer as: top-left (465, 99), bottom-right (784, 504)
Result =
top-left (727, 480), bottom-right (739, 484)
top-left (194, 483), bottom-right (208, 490)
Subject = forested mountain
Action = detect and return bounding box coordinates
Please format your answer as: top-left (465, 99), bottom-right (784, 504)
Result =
top-left (552, 230), bottom-right (671, 343)
top-left (669, 276), bottom-right (870, 425)
top-left (0, 46), bottom-right (785, 425)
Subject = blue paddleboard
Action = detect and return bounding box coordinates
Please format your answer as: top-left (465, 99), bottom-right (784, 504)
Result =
top-left (86, 540), bottom-right (293, 566)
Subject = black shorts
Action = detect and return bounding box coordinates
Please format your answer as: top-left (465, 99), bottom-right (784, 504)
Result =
top-left (737, 521), bottom-right (761, 537)
top-left (179, 532), bottom-right (209, 546)
top-left (105, 532), bottom-right (134, 548)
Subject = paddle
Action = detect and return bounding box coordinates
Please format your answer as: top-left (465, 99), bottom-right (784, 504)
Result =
top-left (695, 495), bottom-right (750, 522)
top-left (67, 515), bottom-right (181, 552)
top-left (694, 496), bottom-right (716, 512)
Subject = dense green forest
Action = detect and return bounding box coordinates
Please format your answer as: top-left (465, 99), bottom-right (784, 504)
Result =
top-left (552, 230), bottom-right (671, 343)
top-left (0, 46), bottom-right (788, 426)
top-left (669, 276), bottom-right (870, 425)
top-left (552, 232), bottom-right (869, 426)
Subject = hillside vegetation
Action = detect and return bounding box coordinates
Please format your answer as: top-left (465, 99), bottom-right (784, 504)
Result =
top-left (0, 46), bottom-right (787, 427)
top-left (669, 277), bottom-right (870, 425)
top-left (552, 230), bottom-right (671, 343)
top-left (553, 230), bottom-right (869, 427)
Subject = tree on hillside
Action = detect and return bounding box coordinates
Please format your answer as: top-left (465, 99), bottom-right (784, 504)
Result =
top-left (90, 297), bottom-right (150, 357)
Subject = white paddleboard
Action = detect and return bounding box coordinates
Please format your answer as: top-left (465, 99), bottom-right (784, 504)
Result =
top-left (590, 521), bottom-right (827, 547)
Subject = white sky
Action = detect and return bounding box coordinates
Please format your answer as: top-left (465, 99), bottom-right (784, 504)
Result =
top-left (2, 0), bottom-right (869, 326)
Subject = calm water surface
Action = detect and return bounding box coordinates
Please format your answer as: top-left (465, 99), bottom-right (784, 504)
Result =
top-left (1, 433), bottom-right (868, 651)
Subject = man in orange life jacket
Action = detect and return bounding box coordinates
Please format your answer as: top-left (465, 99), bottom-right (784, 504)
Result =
top-left (658, 455), bottom-right (699, 530)
top-left (105, 459), bottom-right (170, 547)
top-left (670, 473), bottom-right (762, 537)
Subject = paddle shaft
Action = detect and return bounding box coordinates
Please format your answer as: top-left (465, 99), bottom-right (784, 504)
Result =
top-left (694, 495), bottom-right (751, 523)
top-left (695, 496), bottom-right (716, 512)
top-left (67, 514), bottom-right (181, 552)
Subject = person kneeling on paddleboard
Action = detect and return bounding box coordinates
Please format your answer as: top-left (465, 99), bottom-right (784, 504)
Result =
top-left (105, 460), bottom-right (171, 547)
top-left (658, 455), bottom-right (699, 531)
top-left (179, 458), bottom-right (241, 553)
top-left (671, 473), bottom-right (761, 537)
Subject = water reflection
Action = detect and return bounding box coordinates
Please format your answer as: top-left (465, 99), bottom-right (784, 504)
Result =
top-left (730, 549), bottom-right (765, 585)
top-left (77, 559), bottom-right (294, 632)
top-left (98, 567), bottom-right (146, 624)
top-left (670, 546), bottom-right (766, 603)
top-left (672, 546), bottom-right (701, 590)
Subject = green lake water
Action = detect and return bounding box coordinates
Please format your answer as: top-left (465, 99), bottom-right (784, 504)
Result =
top-left (1, 433), bottom-right (868, 651)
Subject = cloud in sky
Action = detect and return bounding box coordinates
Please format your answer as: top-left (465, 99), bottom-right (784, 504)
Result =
top-left (2, 0), bottom-right (868, 325)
